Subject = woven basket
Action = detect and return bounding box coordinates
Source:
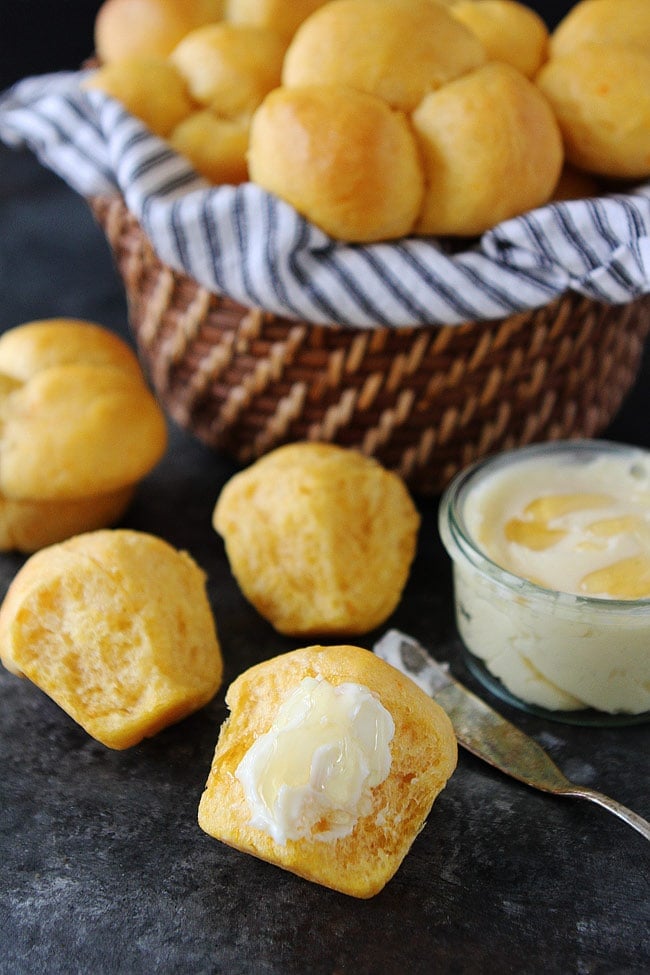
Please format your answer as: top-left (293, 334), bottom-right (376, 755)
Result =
top-left (91, 195), bottom-right (650, 495)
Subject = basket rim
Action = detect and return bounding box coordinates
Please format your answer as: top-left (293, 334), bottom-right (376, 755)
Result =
top-left (1, 68), bottom-right (649, 326)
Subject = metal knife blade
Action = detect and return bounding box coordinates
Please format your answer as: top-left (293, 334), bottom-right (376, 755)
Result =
top-left (373, 627), bottom-right (566, 789)
top-left (373, 628), bottom-right (650, 840)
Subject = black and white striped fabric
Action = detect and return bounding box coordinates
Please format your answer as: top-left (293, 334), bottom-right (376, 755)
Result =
top-left (2, 71), bottom-right (650, 328)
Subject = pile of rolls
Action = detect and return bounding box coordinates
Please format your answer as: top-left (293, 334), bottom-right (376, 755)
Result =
top-left (86, 0), bottom-right (650, 241)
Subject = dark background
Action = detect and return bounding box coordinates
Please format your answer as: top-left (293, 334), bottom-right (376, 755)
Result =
top-left (1, 4), bottom-right (649, 974)
top-left (1, 1), bottom-right (575, 91)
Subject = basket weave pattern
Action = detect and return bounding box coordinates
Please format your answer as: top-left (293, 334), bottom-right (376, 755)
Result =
top-left (92, 196), bottom-right (650, 494)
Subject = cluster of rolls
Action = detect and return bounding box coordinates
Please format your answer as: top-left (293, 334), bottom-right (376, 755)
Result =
top-left (86, 0), bottom-right (650, 241)
top-left (0, 319), bottom-right (224, 750)
top-left (88, 0), bottom-right (329, 187)
top-left (0, 318), bottom-right (418, 640)
top-left (0, 430), bottom-right (454, 895)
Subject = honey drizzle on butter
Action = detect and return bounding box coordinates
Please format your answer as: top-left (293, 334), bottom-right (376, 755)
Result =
top-left (503, 493), bottom-right (650, 598)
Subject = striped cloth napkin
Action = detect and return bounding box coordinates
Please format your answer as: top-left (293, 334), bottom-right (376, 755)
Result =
top-left (1, 70), bottom-right (650, 329)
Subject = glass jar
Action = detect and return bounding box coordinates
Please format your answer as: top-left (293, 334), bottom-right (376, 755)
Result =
top-left (438, 440), bottom-right (650, 725)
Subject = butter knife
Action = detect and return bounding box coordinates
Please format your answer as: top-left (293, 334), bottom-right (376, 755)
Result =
top-left (373, 629), bottom-right (650, 842)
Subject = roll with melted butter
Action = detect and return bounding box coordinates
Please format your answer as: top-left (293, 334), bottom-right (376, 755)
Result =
top-left (198, 645), bottom-right (457, 898)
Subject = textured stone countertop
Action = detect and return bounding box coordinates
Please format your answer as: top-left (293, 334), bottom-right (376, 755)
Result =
top-left (0, 144), bottom-right (649, 975)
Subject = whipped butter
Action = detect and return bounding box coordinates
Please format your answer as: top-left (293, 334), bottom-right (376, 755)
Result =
top-left (464, 453), bottom-right (650, 599)
top-left (439, 441), bottom-right (650, 717)
top-left (235, 676), bottom-right (395, 844)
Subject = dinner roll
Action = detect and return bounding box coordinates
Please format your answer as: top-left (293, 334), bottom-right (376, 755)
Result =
top-left (0, 530), bottom-right (223, 749)
top-left (0, 320), bottom-right (167, 503)
top-left (84, 57), bottom-right (194, 137)
top-left (0, 319), bottom-right (167, 552)
top-left (170, 111), bottom-right (249, 183)
top-left (248, 85), bottom-right (424, 241)
top-left (170, 23), bottom-right (287, 120)
top-left (224, 0), bottom-right (330, 38)
top-left (282, 0), bottom-right (486, 112)
top-left (550, 0), bottom-right (650, 58)
top-left (451, 0), bottom-right (549, 78)
top-left (412, 62), bottom-right (563, 237)
top-left (198, 644), bottom-right (457, 898)
top-left (536, 43), bottom-right (650, 179)
top-left (213, 443), bottom-right (420, 635)
top-left (95, 0), bottom-right (223, 62)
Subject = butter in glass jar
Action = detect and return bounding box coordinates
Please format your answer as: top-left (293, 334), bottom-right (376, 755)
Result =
top-left (438, 440), bottom-right (650, 724)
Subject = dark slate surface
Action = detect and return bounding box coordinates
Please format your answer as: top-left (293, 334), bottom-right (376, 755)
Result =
top-left (1, 135), bottom-right (649, 975)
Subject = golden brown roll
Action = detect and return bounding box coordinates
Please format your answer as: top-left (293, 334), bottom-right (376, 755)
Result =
top-left (170, 23), bottom-right (287, 120)
top-left (0, 321), bottom-right (167, 501)
top-left (451, 0), bottom-right (549, 78)
top-left (550, 0), bottom-right (650, 58)
top-left (282, 0), bottom-right (486, 112)
top-left (412, 62), bottom-right (563, 236)
top-left (248, 84), bottom-right (424, 241)
top-left (198, 644), bottom-right (457, 898)
top-left (94, 0), bottom-right (223, 62)
top-left (170, 111), bottom-right (250, 184)
top-left (536, 43), bottom-right (650, 180)
top-left (213, 442), bottom-right (420, 635)
top-left (0, 319), bottom-right (167, 551)
top-left (83, 57), bottom-right (195, 137)
top-left (0, 529), bottom-right (223, 749)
